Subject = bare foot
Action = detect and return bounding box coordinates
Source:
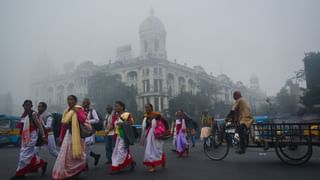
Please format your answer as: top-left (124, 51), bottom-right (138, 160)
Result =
top-left (148, 167), bottom-right (156, 172)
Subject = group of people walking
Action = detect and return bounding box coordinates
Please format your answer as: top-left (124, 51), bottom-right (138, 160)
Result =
top-left (10, 95), bottom-right (191, 179)
top-left (11, 90), bottom-right (253, 179)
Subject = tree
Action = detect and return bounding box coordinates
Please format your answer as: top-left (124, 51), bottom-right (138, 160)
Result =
top-left (168, 92), bottom-right (211, 123)
top-left (87, 73), bottom-right (138, 121)
top-left (301, 52), bottom-right (320, 113)
top-left (276, 85), bottom-right (299, 114)
top-left (213, 101), bottom-right (232, 118)
top-left (198, 79), bottom-right (221, 103)
top-left (168, 83), bottom-right (228, 123)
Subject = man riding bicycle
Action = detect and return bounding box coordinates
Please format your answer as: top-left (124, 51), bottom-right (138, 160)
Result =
top-left (227, 91), bottom-right (254, 154)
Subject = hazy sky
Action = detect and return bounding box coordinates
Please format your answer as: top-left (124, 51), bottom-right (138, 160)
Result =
top-left (1, 0), bottom-right (320, 104)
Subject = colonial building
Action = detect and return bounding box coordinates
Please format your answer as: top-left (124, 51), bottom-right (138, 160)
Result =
top-left (31, 10), bottom-right (266, 114)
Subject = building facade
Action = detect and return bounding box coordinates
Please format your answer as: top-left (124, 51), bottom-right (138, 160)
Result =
top-left (31, 11), bottom-right (266, 114)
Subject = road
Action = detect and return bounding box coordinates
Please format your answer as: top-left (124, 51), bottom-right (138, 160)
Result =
top-left (0, 141), bottom-right (319, 180)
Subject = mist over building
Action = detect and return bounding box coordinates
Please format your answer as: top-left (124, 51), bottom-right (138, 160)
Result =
top-left (30, 10), bottom-right (266, 114)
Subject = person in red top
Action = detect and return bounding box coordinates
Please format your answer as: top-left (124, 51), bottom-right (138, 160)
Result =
top-left (11, 100), bottom-right (47, 180)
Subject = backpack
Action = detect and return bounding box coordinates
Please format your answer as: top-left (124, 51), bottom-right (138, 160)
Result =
top-left (131, 126), bottom-right (139, 139)
top-left (118, 113), bottom-right (138, 140)
top-left (35, 112), bottom-right (49, 146)
top-left (52, 113), bottom-right (62, 138)
top-left (79, 122), bottom-right (93, 138)
top-left (122, 121), bottom-right (136, 146)
top-left (90, 110), bottom-right (104, 131)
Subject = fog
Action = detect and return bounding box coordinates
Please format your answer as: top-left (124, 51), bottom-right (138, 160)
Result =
top-left (1, 0), bottom-right (320, 105)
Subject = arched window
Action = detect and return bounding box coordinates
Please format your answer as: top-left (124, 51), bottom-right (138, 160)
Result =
top-left (188, 79), bottom-right (195, 94)
top-left (167, 73), bottom-right (175, 96)
top-left (178, 77), bottom-right (186, 92)
top-left (127, 71), bottom-right (138, 87)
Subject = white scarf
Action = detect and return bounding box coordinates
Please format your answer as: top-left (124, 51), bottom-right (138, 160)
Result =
top-left (140, 117), bottom-right (147, 146)
top-left (21, 115), bottom-right (31, 146)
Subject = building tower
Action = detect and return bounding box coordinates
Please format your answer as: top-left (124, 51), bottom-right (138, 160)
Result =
top-left (139, 9), bottom-right (167, 60)
top-left (250, 74), bottom-right (260, 90)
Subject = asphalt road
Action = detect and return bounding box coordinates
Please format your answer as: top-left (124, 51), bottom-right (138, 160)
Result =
top-left (1, 141), bottom-right (319, 180)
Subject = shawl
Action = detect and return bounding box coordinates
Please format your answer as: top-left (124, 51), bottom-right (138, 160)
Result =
top-left (61, 105), bottom-right (84, 159)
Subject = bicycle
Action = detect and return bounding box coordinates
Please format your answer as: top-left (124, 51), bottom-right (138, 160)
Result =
top-left (203, 121), bottom-right (318, 165)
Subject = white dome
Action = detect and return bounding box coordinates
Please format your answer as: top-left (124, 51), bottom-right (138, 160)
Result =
top-left (139, 11), bottom-right (166, 34)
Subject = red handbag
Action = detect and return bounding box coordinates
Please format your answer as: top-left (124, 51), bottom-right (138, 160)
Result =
top-left (154, 120), bottom-right (166, 139)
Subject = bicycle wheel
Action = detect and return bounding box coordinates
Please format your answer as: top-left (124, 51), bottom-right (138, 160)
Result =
top-left (203, 134), bottom-right (229, 161)
top-left (275, 133), bottom-right (312, 165)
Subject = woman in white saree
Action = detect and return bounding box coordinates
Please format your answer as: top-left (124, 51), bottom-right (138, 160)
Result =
top-left (140, 103), bottom-right (166, 172)
top-left (175, 110), bottom-right (189, 157)
top-left (52, 95), bottom-right (87, 180)
top-left (109, 101), bottom-right (136, 174)
top-left (11, 100), bottom-right (47, 180)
